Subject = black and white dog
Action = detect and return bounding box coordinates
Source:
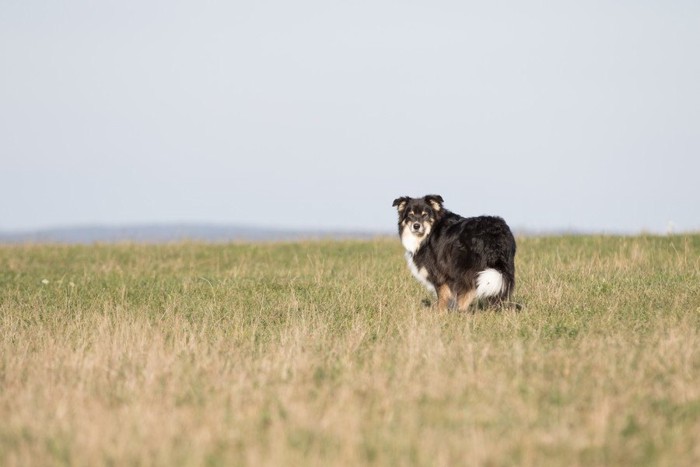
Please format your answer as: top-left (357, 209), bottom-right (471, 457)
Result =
top-left (392, 194), bottom-right (516, 311)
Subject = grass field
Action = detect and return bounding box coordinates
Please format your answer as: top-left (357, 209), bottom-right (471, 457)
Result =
top-left (1, 235), bottom-right (700, 466)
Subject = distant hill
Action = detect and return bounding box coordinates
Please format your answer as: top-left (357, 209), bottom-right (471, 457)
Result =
top-left (2, 224), bottom-right (675, 245)
top-left (0, 224), bottom-right (388, 244)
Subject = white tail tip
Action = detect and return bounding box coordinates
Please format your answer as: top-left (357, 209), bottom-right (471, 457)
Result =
top-left (476, 268), bottom-right (505, 298)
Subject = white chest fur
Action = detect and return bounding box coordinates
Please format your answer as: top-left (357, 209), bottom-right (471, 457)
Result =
top-left (405, 252), bottom-right (435, 293)
top-left (401, 228), bottom-right (425, 254)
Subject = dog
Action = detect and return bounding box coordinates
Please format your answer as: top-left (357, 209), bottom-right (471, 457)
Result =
top-left (392, 194), bottom-right (516, 311)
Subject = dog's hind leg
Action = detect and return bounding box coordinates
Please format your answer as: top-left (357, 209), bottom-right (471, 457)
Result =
top-left (457, 289), bottom-right (477, 312)
top-left (437, 284), bottom-right (454, 310)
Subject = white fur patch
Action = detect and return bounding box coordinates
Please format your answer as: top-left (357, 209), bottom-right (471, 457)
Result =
top-left (405, 252), bottom-right (435, 293)
top-left (400, 225), bottom-right (429, 254)
top-left (476, 268), bottom-right (505, 298)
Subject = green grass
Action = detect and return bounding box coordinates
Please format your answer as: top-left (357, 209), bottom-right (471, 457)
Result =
top-left (1, 235), bottom-right (700, 466)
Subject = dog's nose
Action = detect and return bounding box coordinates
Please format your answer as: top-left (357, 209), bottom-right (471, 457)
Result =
top-left (413, 223), bottom-right (421, 230)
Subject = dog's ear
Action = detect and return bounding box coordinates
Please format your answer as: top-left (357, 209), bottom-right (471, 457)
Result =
top-left (392, 196), bottom-right (410, 212)
top-left (424, 194), bottom-right (444, 211)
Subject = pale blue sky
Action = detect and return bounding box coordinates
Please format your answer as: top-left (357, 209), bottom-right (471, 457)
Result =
top-left (1, 0), bottom-right (698, 233)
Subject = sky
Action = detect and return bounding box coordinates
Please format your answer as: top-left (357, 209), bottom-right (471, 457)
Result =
top-left (1, 0), bottom-right (699, 234)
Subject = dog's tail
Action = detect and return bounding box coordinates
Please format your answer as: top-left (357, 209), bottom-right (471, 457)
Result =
top-left (475, 267), bottom-right (515, 301)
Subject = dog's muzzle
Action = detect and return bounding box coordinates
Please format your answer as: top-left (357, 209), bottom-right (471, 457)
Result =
top-left (411, 222), bottom-right (424, 235)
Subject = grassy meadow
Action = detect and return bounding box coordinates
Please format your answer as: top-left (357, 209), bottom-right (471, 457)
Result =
top-left (1, 235), bottom-right (700, 466)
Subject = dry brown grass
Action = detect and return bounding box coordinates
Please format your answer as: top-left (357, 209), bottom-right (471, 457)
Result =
top-left (1, 236), bottom-right (700, 466)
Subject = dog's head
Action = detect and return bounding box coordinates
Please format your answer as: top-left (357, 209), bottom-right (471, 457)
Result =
top-left (392, 195), bottom-right (444, 252)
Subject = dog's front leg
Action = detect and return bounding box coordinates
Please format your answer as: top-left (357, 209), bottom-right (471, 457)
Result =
top-left (437, 284), bottom-right (453, 310)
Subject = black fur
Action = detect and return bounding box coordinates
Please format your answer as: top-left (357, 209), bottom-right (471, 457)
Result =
top-left (393, 194), bottom-right (516, 310)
